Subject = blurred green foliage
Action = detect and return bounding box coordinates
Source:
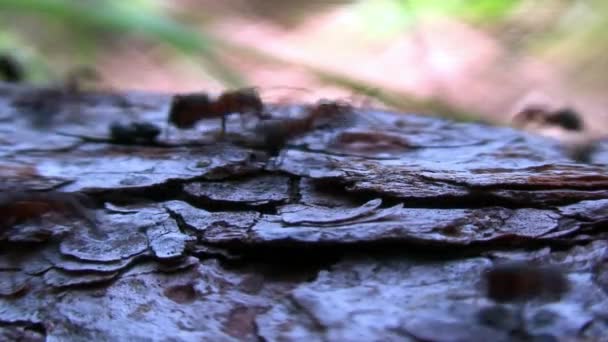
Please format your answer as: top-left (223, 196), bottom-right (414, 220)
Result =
top-left (0, 0), bottom-right (527, 85)
top-left (0, 0), bottom-right (243, 85)
top-left (353, 0), bottom-right (519, 37)
top-left (534, 0), bottom-right (608, 91)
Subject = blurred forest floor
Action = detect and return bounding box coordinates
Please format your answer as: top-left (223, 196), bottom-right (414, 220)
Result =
top-left (4, 0), bottom-right (608, 135)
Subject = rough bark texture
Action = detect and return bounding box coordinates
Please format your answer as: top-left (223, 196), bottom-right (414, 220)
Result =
top-left (0, 83), bottom-right (607, 341)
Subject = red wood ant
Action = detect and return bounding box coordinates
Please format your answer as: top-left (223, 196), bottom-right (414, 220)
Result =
top-left (480, 262), bottom-right (569, 337)
top-left (304, 99), bottom-right (353, 128)
top-left (512, 105), bottom-right (584, 132)
top-left (252, 99), bottom-right (354, 157)
top-left (484, 262), bottom-right (569, 303)
top-left (511, 105), bottom-right (599, 163)
top-left (168, 87), bottom-right (266, 137)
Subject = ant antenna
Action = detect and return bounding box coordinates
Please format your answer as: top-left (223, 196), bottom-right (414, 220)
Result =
top-left (263, 86), bottom-right (313, 93)
top-left (258, 86), bottom-right (314, 104)
top-left (164, 114), bottom-right (172, 141)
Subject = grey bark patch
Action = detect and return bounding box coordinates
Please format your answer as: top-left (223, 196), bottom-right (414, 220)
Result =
top-left (279, 198), bottom-right (383, 225)
top-left (559, 199), bottom-right (608, 221)
top-left (43, 268), bottom-right (118, 288)
top-left (146, 219), bottom-right (195, 260)
top-left (257, 257), bottom-right (491, 341)
top-left (183, 174), bottom-right (291, 206)
top-left (399, 318), bottom-right (509, 342)
top-left (491, 189), bottom-right (608, 206)
top-left (221, 207), bottom-right (562, 247)
top-left (43, 248), bottom-right (134, 273)
top-left (34, 144), bottom-right (260, 192)
top-left (0, 248), bottom-right (53, 275)
top-left (164, 200), bottom-right (260, 235)
top-left (122, 256), bottom-right (199, 277)
top-left (0, 271), bottom-right (30, 297)
top-left (60, 215), bottom-right (149, 262)
top-left (33, 261), bottom-right (293, 341)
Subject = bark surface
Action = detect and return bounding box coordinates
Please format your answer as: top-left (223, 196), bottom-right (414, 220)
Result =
top-left (0, 83), bottom-right (607, 341)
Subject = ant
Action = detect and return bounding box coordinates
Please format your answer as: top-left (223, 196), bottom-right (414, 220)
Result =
top-left (304, 99), bottom-right (353, 128)
top-left (512, 105), bottom-right (584, 132)
top-left (168, 87), bottom-right (266, 137)
top-left (479, 262), bottom-right (569, 338)
top-left (484, 262), bottom-right (569, 303)
top-left (511, 105), bottom-right (600, 163)
top-left (252, 99), bottom-right (354, 158)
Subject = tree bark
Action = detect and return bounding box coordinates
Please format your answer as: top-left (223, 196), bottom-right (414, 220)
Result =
top-left (0, 83), bottom-right (607, 341)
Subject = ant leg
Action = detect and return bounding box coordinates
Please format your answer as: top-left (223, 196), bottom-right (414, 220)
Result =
top-left (220, 115), bottom-right (227, 139)
top-left (239, 113), bottom-right (249, 130)
top-left (511, 303), bottom-right (532, 339)
top-left (164, 126), bottom-right (170, 141)
top-left (240, 111), bottom-right (266, 131)
top-left (269, 150), bottom-right (286, 170)
top-left (259, 110), bottom-right (272, 120)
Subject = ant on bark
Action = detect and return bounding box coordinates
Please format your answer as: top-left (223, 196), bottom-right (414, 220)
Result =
top-left (512, 105), bottom-right (584, 131)
top-left (167, 87), bottom-right (266, 137)
top-left (252, 99), bottom-right (354, 158)
top-left (479, 262), bottom-right (569, 339)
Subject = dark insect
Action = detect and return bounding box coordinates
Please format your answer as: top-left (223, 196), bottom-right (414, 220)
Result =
top-left (512, 106), bottom-right (584, 131)
top-left (212, 87), bottom-right (265, 133)
top-left (253, 117), bottom-right (312, 157)
top-left (168, 92), bottom-right (211, 129)
top-left (304, 100), bottom-right (353, 129)
top-left (484, 263), bottom-right (569, 303)
top-left (544, 108), bottom-right (584, 131)
top-left (512, 105), bottom-right (597, 163)
top-left (253, 100), bottom-right (354, 157)
top-left (168, 88), bottom-right (265, 136)
top-left (0, 54), bottom-right (24, 83)
top-left (109, 121), bottom-right (161, 144)
top-left (511, 105), bottom-right (547, 127)
top-left (479, 263), bottom-right (570, 339)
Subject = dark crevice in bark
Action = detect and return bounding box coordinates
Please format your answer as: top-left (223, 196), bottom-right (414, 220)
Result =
top-left (312, 179), bottom-right (594, 209)
top-left (179, 192), bottom-right (281, 215)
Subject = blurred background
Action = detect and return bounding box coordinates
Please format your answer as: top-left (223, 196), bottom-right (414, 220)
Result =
top-left (1, 0), bottom-right (607, 134)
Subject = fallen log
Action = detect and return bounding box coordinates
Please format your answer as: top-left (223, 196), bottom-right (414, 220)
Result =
top-left (0, 82), bottom-right (607, 341)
